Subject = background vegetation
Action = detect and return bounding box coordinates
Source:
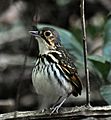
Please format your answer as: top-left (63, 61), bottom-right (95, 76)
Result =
top-left (0, 0), bottom-right (111, 114)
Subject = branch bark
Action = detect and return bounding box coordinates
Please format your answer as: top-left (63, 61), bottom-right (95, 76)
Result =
top-left (80, 0), bottom-right (90, 106)
top-left (0, 106), bottom-right (111, 120)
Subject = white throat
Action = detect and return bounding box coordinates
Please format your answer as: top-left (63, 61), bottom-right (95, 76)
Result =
top-left (36, 37), bottom-right (49, 55)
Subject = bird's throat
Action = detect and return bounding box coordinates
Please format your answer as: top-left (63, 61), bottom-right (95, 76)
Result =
top-left (37, 37), bottom-right (49, 55)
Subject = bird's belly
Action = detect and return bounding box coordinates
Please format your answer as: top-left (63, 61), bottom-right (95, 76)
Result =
top-left (33, 71), bottom-right (58, 98)
top-left (32, 63), bottom-right (72, 102)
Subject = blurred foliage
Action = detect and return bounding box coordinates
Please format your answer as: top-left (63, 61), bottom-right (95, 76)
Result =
top-left (100, 17), bottom-right (111, 105)
top-left (88, 55), bottom-right (110, 81)
top-left (56, 0), bottom-right (71, 6)
top-left (103, 17), bottom-right (111, 62)
top-left (100, 85), bottom-right (111, 104)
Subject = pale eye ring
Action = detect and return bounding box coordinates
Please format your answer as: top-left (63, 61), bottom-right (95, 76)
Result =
top-left (44, 31), bottom-right (51, 37)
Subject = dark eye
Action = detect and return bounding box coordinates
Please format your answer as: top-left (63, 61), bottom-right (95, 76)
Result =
top-left (44, 31), bottom-right (51, 37)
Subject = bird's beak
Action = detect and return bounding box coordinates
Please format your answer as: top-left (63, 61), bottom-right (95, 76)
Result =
top-left (29, 31), bottom-right (39, 37)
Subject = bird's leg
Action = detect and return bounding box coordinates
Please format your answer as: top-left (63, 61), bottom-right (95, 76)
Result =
top-left (50, 96), bottom-right (62, 110)
top-left (50, 93), bottom-right (71, 114)
top-left (51, 97), bottom-right (67, 114)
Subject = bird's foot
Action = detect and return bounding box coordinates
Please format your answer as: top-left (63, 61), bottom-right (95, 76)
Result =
top-left (50, 104), bottom-right (61, 114)
top-left (50, 97), bottom-right (67, 115)
top-left (39, 108), bottom-right (47, 113)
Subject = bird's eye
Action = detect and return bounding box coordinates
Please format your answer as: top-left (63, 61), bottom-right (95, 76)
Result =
top-left (44, 31), bottom-right (51, 37)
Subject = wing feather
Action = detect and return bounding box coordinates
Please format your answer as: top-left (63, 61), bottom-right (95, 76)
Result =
top-left (60, 62), bottom-right (82, 96)
top-left (50, 45), bottom-right (82, 96)
top-left (56, 46), bottom-right (82, 96)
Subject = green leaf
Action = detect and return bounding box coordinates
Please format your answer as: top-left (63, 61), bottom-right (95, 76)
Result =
top-left (88, 55), bottom-right (110, 63)
top-left (37, 24), bottom-right (83, 59)
top-left (103, 18), bottom-right (111, 62)
top-left (100, 85), bottom-right (111, 105)
top-left (87, 25), bottom-right (103, 39)
top-left (88, 55), bottom-right (111, 80)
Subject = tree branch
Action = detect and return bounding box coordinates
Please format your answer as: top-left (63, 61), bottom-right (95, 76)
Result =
top-left (80, 0), bottom-right (90, 106)
top-left (0, 106), bottom-right (111, 120)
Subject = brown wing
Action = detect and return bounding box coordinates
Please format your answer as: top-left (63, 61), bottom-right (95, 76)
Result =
top-left (49, 45), bottom-right (82, 96)
top-left (56, 46), bottom-right (82, 96)
top-left (60, 62), bottom-right (82, 96)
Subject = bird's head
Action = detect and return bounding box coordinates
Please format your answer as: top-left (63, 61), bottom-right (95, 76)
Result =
top-left (29, 27), bottom-right (61, 55)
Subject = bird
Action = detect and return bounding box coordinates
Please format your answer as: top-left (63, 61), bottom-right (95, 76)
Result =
top-left (29, 27), bottom-right (82, 114)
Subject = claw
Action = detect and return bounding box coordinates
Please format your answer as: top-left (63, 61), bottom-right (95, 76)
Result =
top-left (50, 97), bottom-right (67, 115)
top-left (50, 104), bottom-right (61, 115)
top-left (39, 108), bottom-right (47, 113)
